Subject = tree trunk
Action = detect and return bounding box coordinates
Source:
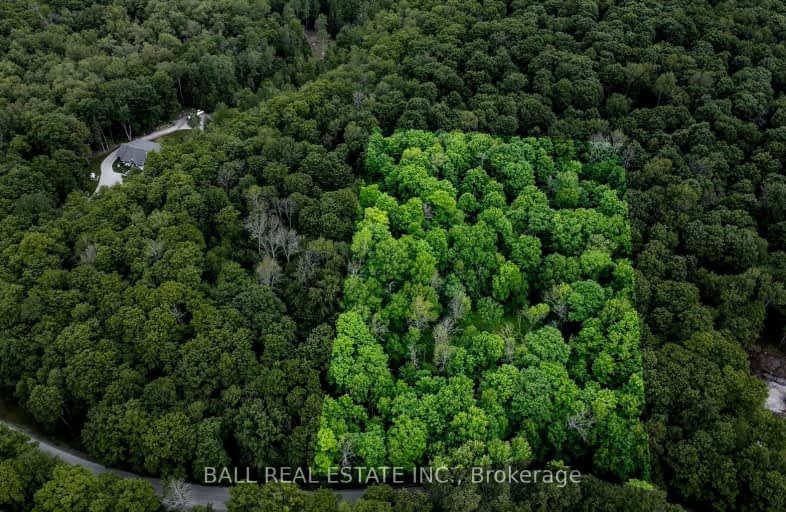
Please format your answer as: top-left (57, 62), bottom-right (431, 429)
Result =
top-left (121, 122), bottom-right (133, 141)
top-left (176, 75), bottom-right (184, 104)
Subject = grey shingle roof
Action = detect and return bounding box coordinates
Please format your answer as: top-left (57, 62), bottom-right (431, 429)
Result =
top-left (117, 140), bottom-right (161, 168)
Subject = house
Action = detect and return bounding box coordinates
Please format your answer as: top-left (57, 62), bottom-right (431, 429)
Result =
top-left (117, 140), bottom-right (161, 168)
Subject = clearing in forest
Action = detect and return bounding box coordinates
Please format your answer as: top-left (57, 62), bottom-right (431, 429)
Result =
top-left (316, 130), bottom-right (649, 481)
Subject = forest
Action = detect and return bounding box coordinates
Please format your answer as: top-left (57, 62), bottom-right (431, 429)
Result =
top-left (317, 130), bottom-right (648, 481)
top-left (0, 424), bottom-right (164, 511)
top-left (0, 422), bottom-right (677, 512)
top-left (1, 0), bottom-right (786, 511)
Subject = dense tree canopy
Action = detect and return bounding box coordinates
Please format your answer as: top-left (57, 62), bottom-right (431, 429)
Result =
top-left (0, 425), bottom-right (162, 512)
top-left (2, 0), bottom-right (786, 510)
top-left (316, 131), bottom-right (647, 481)
top-left (0, 1), bottom-right (353, 475)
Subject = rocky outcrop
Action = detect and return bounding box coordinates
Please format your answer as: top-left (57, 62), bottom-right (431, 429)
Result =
top-left (749, 345), bottom-right (786, 385)
top-left (749, 345), bottom-right (786, 416)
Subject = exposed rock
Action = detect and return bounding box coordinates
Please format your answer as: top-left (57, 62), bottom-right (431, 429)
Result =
top-left (749, 345), bottom-right (786, 386)
top-left (749, 345), bottom-right (786, 416)
top-left (766, 381), bottom-right (786, 416)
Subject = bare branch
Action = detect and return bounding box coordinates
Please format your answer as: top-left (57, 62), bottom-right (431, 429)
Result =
top-left (433, 317), bottom-right (455, 372)
top-left (282, 229), bottom-right (300, 263)
top-left (566, 406), bottom-right (595, 443)
top-left (339, 437), bottom-right (355, 468)
top-left (256, 256), bottom-right (282, 288)
top-left (146, 239), bottom-right (165, 262)
top-left (162, 478), bottom-right (192, 512)
top-left (296, 250), bottom-right (320, 286)
top-left (81, 242), bottom-right (97, 265)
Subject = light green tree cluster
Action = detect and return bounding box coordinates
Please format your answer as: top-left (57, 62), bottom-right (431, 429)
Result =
top-left (317, 131), bottom-right (648, 480)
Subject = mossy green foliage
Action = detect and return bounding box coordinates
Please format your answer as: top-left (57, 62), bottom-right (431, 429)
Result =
top-left (317, 130), bottom-right (648, 480)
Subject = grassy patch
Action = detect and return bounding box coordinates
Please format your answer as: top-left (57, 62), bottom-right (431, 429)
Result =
top-left (86, 153), bottom-right (103, 182)
top-left (154, 129), bottom-right (193, 145)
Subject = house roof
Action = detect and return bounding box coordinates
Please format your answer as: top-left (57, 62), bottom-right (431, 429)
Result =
top-left (117, 140), bottom-right (161, 168)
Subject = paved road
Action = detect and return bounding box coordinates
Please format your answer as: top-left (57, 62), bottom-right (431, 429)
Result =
top-left (1, 419), bottom-right (231, 510)
top-left (95, 114), bottom-right (205, 193)
top-left (46, 112), bottom-right (372, 509)
top-left (0, 418), bottom-right (371, 510)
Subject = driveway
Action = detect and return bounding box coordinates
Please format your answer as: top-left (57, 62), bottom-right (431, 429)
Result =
top-left (95, 114), bottom-right (204, 193)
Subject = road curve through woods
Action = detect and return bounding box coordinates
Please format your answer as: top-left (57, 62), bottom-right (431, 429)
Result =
top-left (95, 114), bottom-right (205, 193)
top-left (1, 418), bottom-right (231, 510)
top-left (0, 419), bottom-right (369, 510)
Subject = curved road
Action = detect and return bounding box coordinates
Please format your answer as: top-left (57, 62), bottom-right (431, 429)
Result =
top-left (1, 419), bottom-right (231, 510)
top-left (0, 418), bottom-right (369, 510)
top-left (34, 112), bottom-right (374, 509)
top-left (95, 114), bottom-right (205, 193)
